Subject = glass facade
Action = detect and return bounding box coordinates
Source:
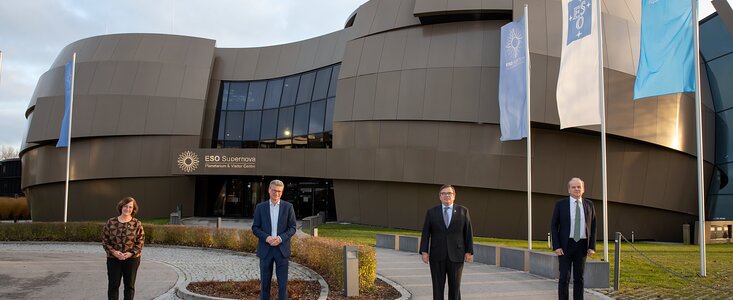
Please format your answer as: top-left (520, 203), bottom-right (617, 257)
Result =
top-left (702, 14), bottom-right (733, 221)
top-left (202, 176), bottom-right (335, 220)
top-left (214, 64), bottom-right (340, 149)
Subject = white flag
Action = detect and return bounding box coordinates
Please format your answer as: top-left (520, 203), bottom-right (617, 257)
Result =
top-left (556, 0), bottom-right (601, 129)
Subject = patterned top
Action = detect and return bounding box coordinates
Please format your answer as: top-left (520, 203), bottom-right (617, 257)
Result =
top-left (102, 217), bottom-right (145, 258)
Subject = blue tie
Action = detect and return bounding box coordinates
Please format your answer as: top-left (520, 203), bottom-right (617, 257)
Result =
top-left (443, 207), bottom-right (451, 228)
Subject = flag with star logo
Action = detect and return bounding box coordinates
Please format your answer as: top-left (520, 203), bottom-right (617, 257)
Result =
top-left (556, 0), bottom-right (601, 129)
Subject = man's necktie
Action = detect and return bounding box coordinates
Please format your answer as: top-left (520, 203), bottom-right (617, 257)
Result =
top-left (443, 207), bottom-right (451, 228)
top-left (573, 200), bottom-right (582, 242)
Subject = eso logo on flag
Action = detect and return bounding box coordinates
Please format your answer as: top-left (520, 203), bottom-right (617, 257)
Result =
top-left (504, 27), bottom-right (525, 69)
top-left (567, 0), bottom-right (592, 45)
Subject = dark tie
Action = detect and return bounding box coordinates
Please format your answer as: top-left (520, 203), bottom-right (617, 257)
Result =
top-left (443, 207), bottom-right (451, 228)
top-left (573, 200), bottom-right (581, 242)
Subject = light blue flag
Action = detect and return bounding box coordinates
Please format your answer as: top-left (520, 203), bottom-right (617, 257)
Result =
top-left (56, 61), bottom-right (73, 148)
top-left (499, 16), bottom-right (528, 141)
top-left (634, 0), bottom-right (695, 100)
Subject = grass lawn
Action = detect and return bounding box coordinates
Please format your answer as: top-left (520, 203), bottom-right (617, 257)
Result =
top-left (312, 223), bottom-right (733, 299)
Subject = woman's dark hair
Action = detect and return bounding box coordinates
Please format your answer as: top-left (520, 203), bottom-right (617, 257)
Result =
top-left (117, 197), bottom-right (139, 216)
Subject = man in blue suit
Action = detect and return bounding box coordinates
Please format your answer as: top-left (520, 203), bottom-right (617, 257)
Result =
top-left (551, 177), bottom-right (597, 300)
top-left (252, 179), bottom-right (297, 300)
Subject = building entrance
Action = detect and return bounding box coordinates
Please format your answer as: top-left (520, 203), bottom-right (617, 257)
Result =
top-left (197, 176), bottom-right (335, 220)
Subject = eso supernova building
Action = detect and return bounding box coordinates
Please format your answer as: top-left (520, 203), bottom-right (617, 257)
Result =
top-left (20, 0), bottom-right (733, 242)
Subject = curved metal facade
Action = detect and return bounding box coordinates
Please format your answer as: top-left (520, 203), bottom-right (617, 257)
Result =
top-left (21, 0), bottom-right (714, 241)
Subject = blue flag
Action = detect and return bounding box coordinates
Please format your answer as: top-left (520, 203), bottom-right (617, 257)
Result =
top-left (634, 0), bottom-right (695, 100)
top-left (499, 16), bottom-right (529, 141)
top-left (56, 61), bottom-right (73, 148)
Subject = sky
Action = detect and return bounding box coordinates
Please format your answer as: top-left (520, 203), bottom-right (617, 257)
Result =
top-left (0, 0), bottom-right (724, 150)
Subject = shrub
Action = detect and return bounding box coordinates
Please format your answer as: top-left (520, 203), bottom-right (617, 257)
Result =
top-left (212, 228), bottom-right (241, 249)
top-left (291, 235), bottom-right (376, 293)
top-left (0, 197), bottom-right (31, 221)
top-left (0, 222), bottom-right (377, 294)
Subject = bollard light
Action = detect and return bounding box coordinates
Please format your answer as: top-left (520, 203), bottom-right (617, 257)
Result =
top-left (217, 217), bottom-right (222, 229)
top-left (343, 246), bottom-right (359, 297)
top-left (312, 227), bottom-right (318, 237)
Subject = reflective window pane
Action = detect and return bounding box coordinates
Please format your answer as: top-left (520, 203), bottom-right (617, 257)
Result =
top-left (246, 81), bottom-right (266, 110)
top-left (277, 106), bottom-right (294, 139)
top-left (701, 17), bottom-right (733, 61)
top-left (328, 64), bottom-right (340, 97)
top-left (217, 111), bottom-right (226, 141)
top-left (281, 76), bottom-right (299, 107)
top-left (708, 195), bottom-right (733, 220)
top-left (308, 133), bottom-right (325, 148)
top-left (227, 82), bottom-right (248, 110)
top-left (220, 82), bottom-right (230, 111)
top-left (260, 109), bottom-right (279, 140)
top-left (224, 111), bottom-right (244, 141)
top-left (243, 110), bottom-right (262, 141)
top-left (264, 79), bottom-right (284, 109)
top-left (716, 111), bottom-right (733, 163)
top-left (296, 72), bottom-right (316, 104)
top-left (707, 54), bottom-right (733, 111)
top-left (293, 136), bottom-right (308, 148)
top-left (324, 97), bottom-right (335, 131)
top-left (309, 100), bottom-right (326, 134)
top-left (293, 103), bottom-right (310, 137)
top-left (313, 68), bottom-right (331, 101)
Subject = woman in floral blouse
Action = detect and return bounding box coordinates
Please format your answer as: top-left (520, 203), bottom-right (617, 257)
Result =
top-left (102, 197), bottom-right (144, 300)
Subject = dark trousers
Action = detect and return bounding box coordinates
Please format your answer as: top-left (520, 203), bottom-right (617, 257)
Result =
top-left (259, 248), bottom-right (289, 300)
top-left (107, 257), bottom-right (140, 300)
top-left (429, 259), bottom-right (464, 300)
top-left (558, 239), bottom-right (588, 300)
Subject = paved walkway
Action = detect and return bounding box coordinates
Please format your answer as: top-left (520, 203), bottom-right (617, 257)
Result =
top-left (377, 247), bottom-right (609, 299)
top-left (0, 218), bottom-right (611, 299)
top-left (0, 242), bottom-right (316, 300)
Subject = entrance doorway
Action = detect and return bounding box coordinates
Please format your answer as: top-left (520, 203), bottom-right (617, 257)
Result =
top-left (199, 176), bottom-right (335, 220)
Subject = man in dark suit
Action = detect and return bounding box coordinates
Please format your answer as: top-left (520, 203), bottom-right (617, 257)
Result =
top-left (551, 177), bottom-right (597, 300)
top-left (419, 184), bottom-right (474, 300)
top-left (252, 179), bottom-right (297, 300)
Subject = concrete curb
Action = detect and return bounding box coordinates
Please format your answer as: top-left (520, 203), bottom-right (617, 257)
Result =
top-left (377, 273), bottom-right (411, 300)
top-left (152, 260), bottom-right (188, 300)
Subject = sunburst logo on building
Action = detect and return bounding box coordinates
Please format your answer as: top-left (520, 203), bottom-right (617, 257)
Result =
top-left (505, 28), bottom-right (524, 59)
top-left (177, 150), bottom-right (200, 173)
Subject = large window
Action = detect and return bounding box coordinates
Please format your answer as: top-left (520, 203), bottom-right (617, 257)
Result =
top-left (214, 64), bottom-right (339, 149)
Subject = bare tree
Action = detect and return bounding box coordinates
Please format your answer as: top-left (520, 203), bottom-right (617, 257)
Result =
top-left (0, 145), bottom-right (19, 160)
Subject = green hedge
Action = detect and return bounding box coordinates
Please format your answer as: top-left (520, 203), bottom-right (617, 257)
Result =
top-left (0, 222), bottom-right (376, 293)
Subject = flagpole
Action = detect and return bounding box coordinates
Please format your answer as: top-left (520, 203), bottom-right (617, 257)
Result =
top-left (691, 0), bottom-right (707, 277)
top-left (596, 0), bottom-right (609, 262)
top-left (63, 53), bottom-right (76, 223)
top-left (523, 4), bottom-right (533, 250)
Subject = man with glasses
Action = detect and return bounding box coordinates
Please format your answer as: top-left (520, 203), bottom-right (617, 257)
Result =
top-left (252, 179), bottom-right (297, 300)
top-left (419, 184), bottom-right (474, 300)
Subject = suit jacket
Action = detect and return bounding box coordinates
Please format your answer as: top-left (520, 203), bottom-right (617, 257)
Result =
top-left (551, 197), bottom-right (597, 252)
top-left (251, 200), bottom-right (297, 258)
top-left (419, 204), bottom-right (474, 262)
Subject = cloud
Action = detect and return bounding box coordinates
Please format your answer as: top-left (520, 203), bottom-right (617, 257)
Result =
top-left (0, 0), bottom-right (366, 148)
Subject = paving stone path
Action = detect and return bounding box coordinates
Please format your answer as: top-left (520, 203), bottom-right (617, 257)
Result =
top-left (0, 242), bottom-right (315, 299)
